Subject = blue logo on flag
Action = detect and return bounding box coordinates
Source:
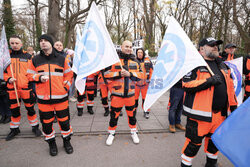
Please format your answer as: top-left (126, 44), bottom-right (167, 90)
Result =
top-left (224, 62), bottom-right (242, 96)
top-left (148, 33), bottom-right (186, 94)
top-left (78, 20), bottom-right (105, 74)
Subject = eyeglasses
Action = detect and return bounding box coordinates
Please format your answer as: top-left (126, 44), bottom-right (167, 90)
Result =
top-left (207, 43), bottom-right (218, 47)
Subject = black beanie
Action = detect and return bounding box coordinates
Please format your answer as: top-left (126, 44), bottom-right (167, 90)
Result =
top-left (39, 34), bottom-right (54, 46)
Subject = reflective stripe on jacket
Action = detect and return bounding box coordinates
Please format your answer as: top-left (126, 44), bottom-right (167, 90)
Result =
top-left (182, 60), bottom-right (237, 122)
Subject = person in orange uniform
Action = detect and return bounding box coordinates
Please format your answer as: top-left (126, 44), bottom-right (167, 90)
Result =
top-left (243, 54), bottom-right (250, 101)
top-left (76, 73), bottom-right (98, 116)
top-left (135, 48), bottom-right (153, 119)
top-left (98, 67), bottom-right (112, 117)
top-left (27, 34), bottom-right (73, 156)
top-left (4, 35), bottom-right (41, 141)
top-left (220, 43), bottom-right (237, 61)
top-left (180, 37), bottom-right (238, 167)
top-left (104, 40), bottom-right (144, 146)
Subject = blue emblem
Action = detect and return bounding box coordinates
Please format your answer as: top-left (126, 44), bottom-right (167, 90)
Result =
top-left (78, 20), bottom-right (105, 74)
top-left (224, 62), bottom-right (242, 96)
top-left (148, 33), bottom-right (186, 94)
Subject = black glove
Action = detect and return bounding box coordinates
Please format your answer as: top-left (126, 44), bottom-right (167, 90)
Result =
top-left (230, 105), bottom-right (237, 112)
top-left (207, 74), bottom-right (222, 86)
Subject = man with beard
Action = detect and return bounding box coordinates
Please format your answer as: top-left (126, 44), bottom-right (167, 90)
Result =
top-left (180, 37), bottom-right (238, 167)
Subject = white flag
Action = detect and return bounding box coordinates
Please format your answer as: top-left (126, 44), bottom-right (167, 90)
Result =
top-left (0, 26), bottom-right (11, 79)
top-left (72, 2), bottom-right (120, 94)
top-left (144, 16), bottom-right (207, 111)
top-left (224, 57), bottom-right (243, 105)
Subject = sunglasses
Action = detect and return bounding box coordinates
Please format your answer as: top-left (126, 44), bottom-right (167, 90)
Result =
top-left (207, 43), bottom-right (218, 47)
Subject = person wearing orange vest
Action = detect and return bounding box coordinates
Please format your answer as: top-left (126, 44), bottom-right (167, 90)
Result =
top-left (243, 54), bottom-right (250, 101)
top-left (98, 67), bottom-right (112, 116)
top-left (220, 43), bottom-right (237, 61)
top-left (181, 37), bottom-right (238, 167)
top-left (135, 48), bottom-right (153, 119)
top-left (104, 40), bottom-right (144, 146)
top-left (4, 35), bottom-right (41, 141)
top-left (27, 34), bottom-right (74, 156)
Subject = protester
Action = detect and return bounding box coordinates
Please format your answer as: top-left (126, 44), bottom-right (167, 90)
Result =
top-left (0, 78), bottom-right (11, 124)
top-left (168, 79), bottom-right (186, 133)
top-left (54, 41), bottom-right (67, 57)
top-left (27, 34), bottom-right (74, 156)
top-left (220, 43), bottom-right (237, 61)
top-left (104, 40), bottom-right (143, 146)
top-left (4, 35), bottom-right (41, 141)
top-left (98, 66), bottom-right (112, 116)
top-left (243, 54), bottom-right (250, 101)
top-left (180, 37), bottom-right (238, 167)
top-left (66, 49), bottom-right (76, 102)
top-left (135, 48), bottom-right (153, 119)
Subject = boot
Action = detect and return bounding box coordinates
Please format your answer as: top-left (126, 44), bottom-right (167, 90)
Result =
top-left (104, 107), bottom-right (109, 117)
top-left (3, 116), bottom-right (11, 124)
top-left (6, 128), bottom-right (20, 141)
top-left (32, 125), bottom-right (42, 137)
top-left (181, 162), bottom-right (192, 167)
top-left (205, 156), bottom-right (218, 167)
top-left (0, 115), bottom-right (6, 123)
top-left (169, 125), bottom-right (176, 133)
top-left (175, 124), bottom-right (186, 131)
top-left (77, 108), bottom-right (83, 116)
top-left (47, 138), bottom-right (58, 156)
top-left (63, 136), bottom-right (74, 154)
top-left (144, 112), bottom-right (150, 119)
top-left (87, 106), bottom-right (94, 115)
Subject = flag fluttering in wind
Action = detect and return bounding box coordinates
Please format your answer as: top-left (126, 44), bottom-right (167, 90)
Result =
top-left (212, 98), bottom-right (250, 167)
top-left (143, 16), bottom-right (207, 111)
top-left (0, 25), bottom-right (11, 79)
top-left (72, 2), bottom-right (120, 94)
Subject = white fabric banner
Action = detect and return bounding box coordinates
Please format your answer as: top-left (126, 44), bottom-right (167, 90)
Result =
top-left (144, 16), bottom-right (207, 111)
top-left (72, 2), bottom-right (120, 94)
top-left (224, 57), bottom-right (243, 105)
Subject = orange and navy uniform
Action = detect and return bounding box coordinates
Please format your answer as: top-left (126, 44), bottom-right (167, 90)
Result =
top-left (220, 51), bottom-right (235, 61)
top-left (135, 56), bottom-right (153, 112)
top-left (76, 72), bottom-right (99, 113)
top-left (98, 67), bottom-right (112, 111)
top-left (4, 49), bottom-right (38, 129)
top-left (181, 58), bottom-right (237, 166)
top-left (27, 49), bottom-right (73, 140)
top-left (243, 55), bottom-right (250, 101)
top-left (104, 51), bottom-right (144, 131)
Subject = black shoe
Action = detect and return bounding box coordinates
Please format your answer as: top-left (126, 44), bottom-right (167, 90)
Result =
top-left (87, 106), bottom-right (94, 115)
top-left (32, 125), bottom-right (42, 137)
top-left (104, 108), bottom-right (109, 117)
top-left (205, 156), bottom-right (218, 167)
top-left (63, 136), bottom-right (73, 154)
top-left (47, 138), bottom-right (58, 156)
top-left (3, 116), bottom-right (11, 124)
top-left (144, 112), bottom-right (150, 119)
top-left (53, 116), bottom-right (57, 123)
top-left (119, 111), bottom-right (123, 116)
top-left (6, 128), bottom-right (20, 141)
top-left (77, 109), bottom-right (83, 116)
top-left (181, 162), bottom-right (192, 167)
top-left (0, 115), bottom-right (6, 123)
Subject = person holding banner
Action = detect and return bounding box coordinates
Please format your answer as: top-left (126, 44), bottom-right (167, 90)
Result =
top-left (135, 48), bottom-right (153, 119)
top-left (181, 37), bottom-right (238, 167)
top-left (243, 54), bottom-right (250, 101)
top-left (4, 35), bottom-right (41, 141)
top-left (104, 40), bottom-right (143, 146)
top-left (27, 34), bottom-right (73, 156)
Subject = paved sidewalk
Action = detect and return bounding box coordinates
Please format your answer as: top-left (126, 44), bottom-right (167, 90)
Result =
top-left (1, 91), bottom-right (184, 138)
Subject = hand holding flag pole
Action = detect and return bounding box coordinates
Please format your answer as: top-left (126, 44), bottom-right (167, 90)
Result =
top-left (10, 65), bottom-right (20, 106)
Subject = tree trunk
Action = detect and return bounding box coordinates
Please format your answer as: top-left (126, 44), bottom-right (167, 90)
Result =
top-left (47, 0), bottom-right (60, 41)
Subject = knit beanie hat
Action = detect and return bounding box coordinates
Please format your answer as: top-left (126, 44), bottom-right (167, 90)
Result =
top-left (39, 34), bottom-right (54, 46)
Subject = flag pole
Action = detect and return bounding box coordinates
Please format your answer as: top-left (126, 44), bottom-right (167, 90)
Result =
top-left (206, 65), bottom-right (214, 76)
top-left (10, 64), bottom-right (20, 106)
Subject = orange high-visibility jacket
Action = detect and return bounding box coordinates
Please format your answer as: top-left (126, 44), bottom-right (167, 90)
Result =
top-left (27, 49), bottom-right (73, 104)
top-left (104, 52), bottom-right (144, 97)
top-left (182, 60), bottom-right (237, 122)
top-left (4, 49), bottom-right (32, 90)
top-left (136, 57), bottom-right (153, 86)
top-left (243, 55), bottom-right (250, 94)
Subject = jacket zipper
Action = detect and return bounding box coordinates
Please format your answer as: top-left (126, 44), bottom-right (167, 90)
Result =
top-left (48, 61), bottom-right (52, 99)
